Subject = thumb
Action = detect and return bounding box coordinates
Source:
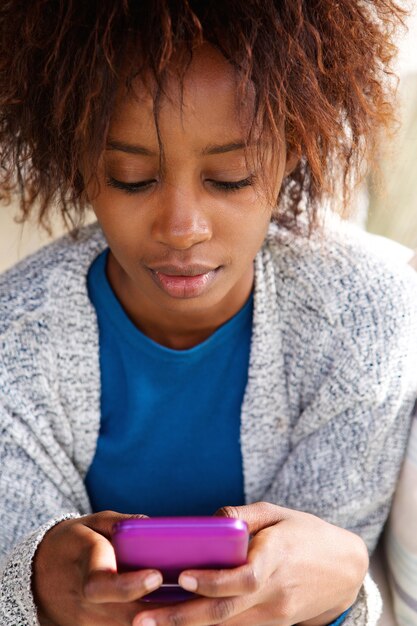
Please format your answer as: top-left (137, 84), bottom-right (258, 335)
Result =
top-left (214, 501), bottom-right (292, 535)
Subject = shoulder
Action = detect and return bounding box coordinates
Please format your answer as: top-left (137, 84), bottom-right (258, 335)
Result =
top-left (0, 222), bottom-right (105, 431)
top-left (0, 222), bottom-right (106, 336)
top-left (261, 220), bottom-right (417, 397)
top-left (264, 219), bottom-right (417, 331)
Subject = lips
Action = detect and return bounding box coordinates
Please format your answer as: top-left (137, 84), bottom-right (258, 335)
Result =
top-left (149, 263), bottom-right (219, 277)
top-left (147, 263), bottom-right (222, 298)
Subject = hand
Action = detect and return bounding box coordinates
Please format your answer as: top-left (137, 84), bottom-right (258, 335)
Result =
top-left (133, 502), bottom-right (369, 626)
top-left (33, 511), bottom-right (165, 626)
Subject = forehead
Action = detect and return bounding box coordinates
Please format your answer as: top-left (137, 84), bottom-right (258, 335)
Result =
top-left (109, 44), bottom-right (256, 146)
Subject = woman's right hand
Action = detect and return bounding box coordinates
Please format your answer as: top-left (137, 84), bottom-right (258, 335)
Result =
top-left (32, 511), bottom-right (164, 626)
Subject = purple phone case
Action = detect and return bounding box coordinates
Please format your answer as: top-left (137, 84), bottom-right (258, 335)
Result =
top-left (112, 517), bottom-right (249, 602)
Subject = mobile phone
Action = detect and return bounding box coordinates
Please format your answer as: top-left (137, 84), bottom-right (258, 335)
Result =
top-left (112, 516), bottom-right (249, 602)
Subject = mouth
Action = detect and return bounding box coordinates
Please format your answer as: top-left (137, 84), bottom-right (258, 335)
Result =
top-left (147, 264), bottom-right (222, 298)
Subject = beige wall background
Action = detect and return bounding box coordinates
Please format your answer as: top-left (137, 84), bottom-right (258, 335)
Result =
top-left (366, 71), bottom-right (417, 248)
top-left (0, 203), bottom-right (67, 273)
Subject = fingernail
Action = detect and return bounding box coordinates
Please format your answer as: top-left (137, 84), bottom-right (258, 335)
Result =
top-left (139, 619), bottom-right (157, 626)
top-left (179, 574), bottom-right (198, 591)
top-left (144, 573), bottom-right (163, 591)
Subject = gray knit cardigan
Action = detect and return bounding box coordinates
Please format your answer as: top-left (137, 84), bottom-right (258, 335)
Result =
top-left (1, 221), bottom-right (417, 626)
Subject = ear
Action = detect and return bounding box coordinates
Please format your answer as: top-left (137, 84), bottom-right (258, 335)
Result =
top-left (284, 149), bottom-right (299, 176)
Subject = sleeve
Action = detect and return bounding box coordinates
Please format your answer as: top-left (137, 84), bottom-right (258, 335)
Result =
top-left (0, 412), bottom-right (86, 625)
top-left (261, 260), bottom-right (417, 626)
top-left (342, 577), bottom-right (382, 626)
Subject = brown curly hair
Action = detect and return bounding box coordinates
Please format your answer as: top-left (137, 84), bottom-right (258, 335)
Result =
top-left (0, 0), bottom-right (407, 231)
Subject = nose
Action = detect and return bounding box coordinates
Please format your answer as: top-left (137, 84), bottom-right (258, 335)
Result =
top-left (151, 185), bottom-right (212, 250)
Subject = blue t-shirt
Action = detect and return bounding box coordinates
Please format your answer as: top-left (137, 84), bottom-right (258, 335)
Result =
top-left (85, 249), bottom-right (252, 516)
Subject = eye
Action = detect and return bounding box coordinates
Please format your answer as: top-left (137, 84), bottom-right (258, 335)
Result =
top-left (209, 176), bottom-right (254, 192)
top-left (106, 176), bottom-right (156, 194)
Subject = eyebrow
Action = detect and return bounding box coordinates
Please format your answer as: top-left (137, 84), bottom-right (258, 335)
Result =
top-left (106, 140), bottom-right (156, 156)
top-left (201, 141), bottom-right (247, 155)
top-left (105, 139), bottom-right (248, 157)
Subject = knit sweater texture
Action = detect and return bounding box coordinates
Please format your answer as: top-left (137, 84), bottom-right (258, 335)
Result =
top-left (1, 221), bottom-right (417, 625)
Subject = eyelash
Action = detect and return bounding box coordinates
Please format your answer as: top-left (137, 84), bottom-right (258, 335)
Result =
top-left (106, 176), bottom-right (254, 195)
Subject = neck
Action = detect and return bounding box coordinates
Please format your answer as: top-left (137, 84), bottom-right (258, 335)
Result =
top-left (132, 319), bottom-right (220, 350)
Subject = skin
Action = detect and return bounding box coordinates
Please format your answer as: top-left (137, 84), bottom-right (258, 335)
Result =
top-left (33, 44), bottom-right (369, 625)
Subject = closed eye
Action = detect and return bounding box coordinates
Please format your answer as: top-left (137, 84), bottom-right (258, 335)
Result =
top-left (106, 177), bottom-right (156, 194)
top-left (106, 175), bottom-right (255, 195)
top-left (209, 176), bottom-right (255, 191)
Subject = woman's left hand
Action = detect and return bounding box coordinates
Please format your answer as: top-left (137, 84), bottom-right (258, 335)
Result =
top-left (133, 501), bottom-right (369, 626)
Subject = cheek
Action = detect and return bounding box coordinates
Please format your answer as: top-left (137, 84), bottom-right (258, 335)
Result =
top-left (91, 203), bottom-right (140, 265)
top-left (90, 185), bottom-right (149, 242)
top-left (224, 209), bottom-right (272, 268)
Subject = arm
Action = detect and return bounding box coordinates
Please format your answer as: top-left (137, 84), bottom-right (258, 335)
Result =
top-left (256, 268), bottom-right (417, 626)
top-left (0, 417), bottom-right (164, 626)
top-left (0, 426), bottom-right (83, 625)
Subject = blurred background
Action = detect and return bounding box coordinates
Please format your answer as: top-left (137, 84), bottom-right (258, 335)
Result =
top-left (0, 8), bottom-right (416, 274)
top-left (366, 6), bottom-right (417, 249)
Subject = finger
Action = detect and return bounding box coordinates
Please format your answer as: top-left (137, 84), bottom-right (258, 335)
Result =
top-left (132, 594), bottom-right (249, 626)
top-left (178, 528), bottom-right (278, 598)
top-left (214, 501), bottom-right (291, 535)
top-left (82, 527), bottom-right (162, 603)
top-left (179, 562), bottom-right (263, 598)
top-left (88, 599), bottom-right (168, 626)
top-left (84, 569), bottom-right (163, 603)
top-left (84, 510), bottom-right (149, 539)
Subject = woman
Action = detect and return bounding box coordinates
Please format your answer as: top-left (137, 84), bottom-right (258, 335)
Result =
top-left (1, 2), bottom-right (416, 626)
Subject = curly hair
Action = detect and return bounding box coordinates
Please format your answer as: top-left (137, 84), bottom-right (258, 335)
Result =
top-left (0, 0), bottom-right (407, 231)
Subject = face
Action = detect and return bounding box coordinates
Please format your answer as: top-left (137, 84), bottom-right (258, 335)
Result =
top-left (85, 44), bottom-right (291, 349)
